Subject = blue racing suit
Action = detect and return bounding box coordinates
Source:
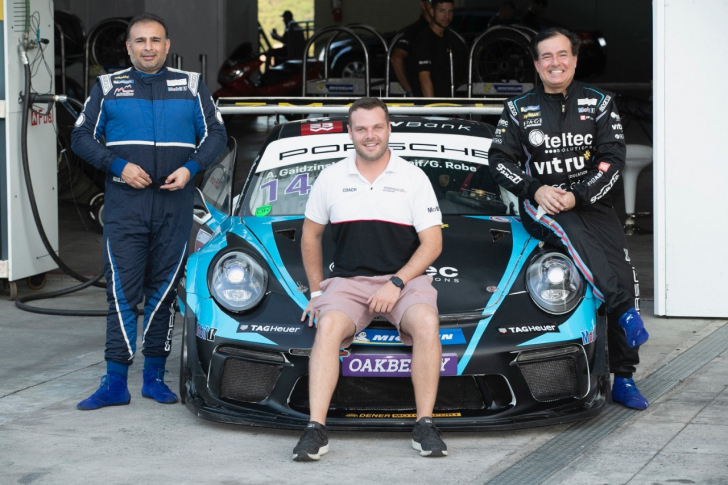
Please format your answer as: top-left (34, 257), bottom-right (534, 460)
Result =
top-left (71, 67), bottom-right (227, 365)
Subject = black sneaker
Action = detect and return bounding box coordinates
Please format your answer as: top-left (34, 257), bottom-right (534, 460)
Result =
top-left (412, 418), bottom-right (448, 457)
top-left (292, 421), bottom-right (329, 461)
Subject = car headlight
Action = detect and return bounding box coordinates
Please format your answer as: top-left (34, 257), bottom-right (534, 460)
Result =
top-left (526, 252), bottom-right (584, 315)
top-left (209, 251), bottom-right (268, 312)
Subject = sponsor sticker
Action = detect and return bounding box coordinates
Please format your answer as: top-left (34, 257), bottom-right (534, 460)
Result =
top-left (578, 98), bottom-right (598, 106)
top-left (489, 216), bottom-right (510, 223)
top-left (342, 353), bottom-right (458, 377)
top-left (74, 113), bottom-right (85, 127)
top-left (581, 329), bottom-right (596, 345)
top-left (353, 328), bottom-right (465, 346)
top-left (194, 229), bottom-right (212, 252)
top-left (237, 324), bottom-right (302, 334)
top-left (168, 86), bottom-right (187, 92)
top-left (507, 101), bottom-right (517, 118)
top-left (325, 84), bottom-right (355, 93)
top-left (599, 95), bottom-right (612, 112)
top-left (528, 130), bottom-right (545, 147)
top-left (196, 323), bottom-right (217, 342)
top-left (255, 205), bottom-right (272, 217)
top-left (113, 79), bottom-right (134, 84)
top-left (524, 119), bottom-right (542, 128)
top-left (167, 79), bottom-right (187, 86)
top-left (301, 121), bottom-right (344, 136)
top-left (523, 112), bottom-right (541, 119)
top-left (521, 105), bottom-right (540, 112)
top-left (114, 85), bottom-right (134, 97)
top-left (598, 162), bottom-right (611, 172)
top-left (345, 412), bottom-right (462, 419)
top-left (498, 324), bottom-right (559, 334)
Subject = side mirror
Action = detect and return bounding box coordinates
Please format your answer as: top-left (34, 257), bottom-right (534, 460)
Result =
top-left (193, 187), bottom-right (212, 225)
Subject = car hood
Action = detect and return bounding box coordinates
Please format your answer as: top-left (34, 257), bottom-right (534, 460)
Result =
top-left (243, 215), bottom-right (531, 315)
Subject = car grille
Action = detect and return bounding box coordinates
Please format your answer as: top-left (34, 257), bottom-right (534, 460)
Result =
top-left (289, 376), bottom-right (485, 412)
top-left (219, 358), bottom-right (283, 403)
top-left (519, 358), bottom-right (579, 402)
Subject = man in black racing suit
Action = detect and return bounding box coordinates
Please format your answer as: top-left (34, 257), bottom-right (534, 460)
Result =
top-left (488, 27), bottom-right (650, 410)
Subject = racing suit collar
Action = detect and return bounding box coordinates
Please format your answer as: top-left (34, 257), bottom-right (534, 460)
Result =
top-left (537, 80), bottom-right (578, 101)
top-left (134, 67), bottom-right (167, 79)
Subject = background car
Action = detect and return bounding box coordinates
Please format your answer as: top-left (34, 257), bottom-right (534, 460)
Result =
top-left (179, 114), bottom-right (609, 430)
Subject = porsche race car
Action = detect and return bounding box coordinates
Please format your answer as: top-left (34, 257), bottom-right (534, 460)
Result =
top-left (178, 111), bottom-right (609, 430)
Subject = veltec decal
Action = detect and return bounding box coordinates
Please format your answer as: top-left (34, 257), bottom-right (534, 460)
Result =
top-left (345, 412), bottom-right (462, 419)
top-left (498, 324), bottom-right (558, 334)
top-left (301, 121), bottom-right (344, 136)
top-left (342, 353), bottom-right (457, 377)
top-left (598, 162), bottom-right (611, 172)
top-left (353, 328), bottom-right (465, 346)
top-left (194, 229), bottom-right (212, 252)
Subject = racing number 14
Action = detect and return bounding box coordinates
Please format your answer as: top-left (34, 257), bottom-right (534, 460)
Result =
top-left (260, 173), bottom-right (312, 204)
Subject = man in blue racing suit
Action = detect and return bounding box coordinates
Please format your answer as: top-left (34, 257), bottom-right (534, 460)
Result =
top-left (488, 28), bottom-right (650, 410)
top-left (72, 13), bottom-right (227, 410)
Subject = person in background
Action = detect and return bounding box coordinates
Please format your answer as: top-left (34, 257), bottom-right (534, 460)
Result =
top-left (390, 0), bottom-right (433, 97)
top-left (412, 0), bottom-right (466, 97)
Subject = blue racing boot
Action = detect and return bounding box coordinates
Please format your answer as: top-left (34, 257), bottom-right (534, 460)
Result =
top-left (619, 308), bottom-right (649, 348)
top-left (142, 367), bottom-right (178, 404)
top-left (77, 372), bottom-right (131, 410)
top-left (612, 377), bottom-right (649, 410)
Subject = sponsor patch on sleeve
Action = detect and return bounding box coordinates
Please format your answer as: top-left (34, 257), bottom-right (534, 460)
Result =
top-left (598, 162), bottom-right (611, 172)
top-left (301, 121), bottom-right (344, 135)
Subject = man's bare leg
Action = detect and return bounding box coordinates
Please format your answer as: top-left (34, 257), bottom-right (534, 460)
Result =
top-left (308, 310), bottom-right (356, 424)
top-left (399, 303), bottom-right (441, 419)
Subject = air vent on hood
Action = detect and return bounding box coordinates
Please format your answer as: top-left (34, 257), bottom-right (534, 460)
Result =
top-left (275, 228), bottom-right (297, 241)
top-left (491, 229), bottom-right (510, 242)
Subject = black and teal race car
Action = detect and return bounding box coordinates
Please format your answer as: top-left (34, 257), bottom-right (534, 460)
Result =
top-left (178, 115), bottom-right (609, 430)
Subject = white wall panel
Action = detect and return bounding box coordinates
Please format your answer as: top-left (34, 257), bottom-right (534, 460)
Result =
top-left (655, 0), bottom-right (728, 316)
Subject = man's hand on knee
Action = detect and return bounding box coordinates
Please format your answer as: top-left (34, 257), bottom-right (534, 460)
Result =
top-left (366, 282), bottom-right (401, 314)
top-left (301, 297), bottom-right (320, 327)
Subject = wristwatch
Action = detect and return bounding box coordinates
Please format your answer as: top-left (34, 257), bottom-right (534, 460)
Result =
top-left (389, 276), bottom-right (404, 289)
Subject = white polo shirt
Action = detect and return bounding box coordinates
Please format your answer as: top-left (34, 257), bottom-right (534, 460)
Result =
top-left (305, 150), bottom-right (442, 278)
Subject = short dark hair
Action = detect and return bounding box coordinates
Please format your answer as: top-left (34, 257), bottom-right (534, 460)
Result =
top-left (431, 0), bottom-right (454, 8)
top-left (348, 97), bottom-right (390, 125)
top-left (126, 13), bottom-right (169, 41)
top-left (530, 27), bottom-right (580, 60)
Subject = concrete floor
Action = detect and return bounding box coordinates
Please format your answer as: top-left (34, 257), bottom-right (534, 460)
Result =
top-left (3, 115), bottom-right (727, 484)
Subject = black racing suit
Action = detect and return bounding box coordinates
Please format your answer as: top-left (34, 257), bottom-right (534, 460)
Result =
top-left (488, 81), bottom-right (640, 376)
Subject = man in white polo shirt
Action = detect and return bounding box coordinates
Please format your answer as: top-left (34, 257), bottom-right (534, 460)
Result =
top-left (293, 97), bottom-right (446, 461)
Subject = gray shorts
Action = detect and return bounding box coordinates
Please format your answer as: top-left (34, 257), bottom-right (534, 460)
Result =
top-left (313, 274), bottom-right (438, 347)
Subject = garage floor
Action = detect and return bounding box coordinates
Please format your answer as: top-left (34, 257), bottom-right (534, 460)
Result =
top-left (2, 116), bottom-right (726, 484)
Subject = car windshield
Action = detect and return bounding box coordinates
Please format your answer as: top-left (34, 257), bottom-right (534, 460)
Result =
top-left (242, 132), bottom-right (519, 218)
